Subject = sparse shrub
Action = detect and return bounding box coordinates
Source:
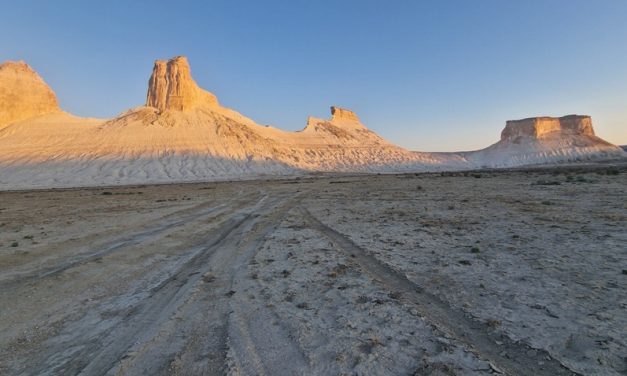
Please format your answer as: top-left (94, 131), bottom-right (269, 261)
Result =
top-left (458, 260), bottom-right (472, 265)
top-left (486, 319), bottom-right (502, 328)
top-left (202, 273), bottom-right (216, 283)
top-left (470, 247), bottom-right (480, 253)
top-left (328, 264), bottom-right (348, 278)
top-left (284, 291), bottom-right (296, 302)
top-left (11, 242), bottom-right (19, 247)
top-left (598, 168), bottom-right (620, 176)
top-left (101, 191), bottom-right (113, 195)
top-left (534, 180), bottom-right (561, 186)
top-left (389, 291), bottom-right (402, 300)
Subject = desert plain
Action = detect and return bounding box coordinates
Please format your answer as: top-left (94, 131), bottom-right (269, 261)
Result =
top-left (0, 162), bottom-right (625, 376)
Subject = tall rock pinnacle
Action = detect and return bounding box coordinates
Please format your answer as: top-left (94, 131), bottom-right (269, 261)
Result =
top-left (146, 56), bottom-right (218, 112)
top-left (0, 61), bottom-right (59, 127)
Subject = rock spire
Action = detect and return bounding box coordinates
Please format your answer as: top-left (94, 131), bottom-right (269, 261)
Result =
top-left (146, 56), bottom-right (218, 112)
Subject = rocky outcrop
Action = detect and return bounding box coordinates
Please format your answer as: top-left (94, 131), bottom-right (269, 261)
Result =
top-left (0, 61), bottom-right (59, 127)
top-left (330, 106), bottom-right (360, 122)
top-left (146, 56), bottom-right (218, 112)
top-left (501, 115), bottom-right (594, 141)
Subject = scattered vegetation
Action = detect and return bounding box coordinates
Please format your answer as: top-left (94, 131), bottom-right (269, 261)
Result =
top-left (486, 319), bottom-right (502, 328)
top-left (389, 291), bottom-right (402, 300)
top-left (597, 167), bottom-right (620, 176)
top-left (328, 263), bottom-right (349, 278)
top-left (202, 273), bottom-right (216, 283)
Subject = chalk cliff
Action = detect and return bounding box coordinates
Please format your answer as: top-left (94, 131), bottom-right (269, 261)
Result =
top-left (501, 115), bottom-right (594, 142)
top-left (0, 61), bottom-right (60, 128)
top-left (0, 56), bottom-right (623, 189)
top-left (146, 56), bottom-right (218, 112)
top-left (465, 115), bottom-right (624, 167)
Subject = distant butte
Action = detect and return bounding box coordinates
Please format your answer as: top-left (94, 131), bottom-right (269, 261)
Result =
top-left (0, 55), bottom-right (624, 189)
top-left (501, 115), bottom-right (594, 141)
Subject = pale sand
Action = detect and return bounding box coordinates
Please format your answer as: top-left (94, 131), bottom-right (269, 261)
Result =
top-left (0, 164), bottom-right (625, 375)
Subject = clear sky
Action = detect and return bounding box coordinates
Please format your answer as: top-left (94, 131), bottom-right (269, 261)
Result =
top-left (1, 0), bottom-right (626, 151)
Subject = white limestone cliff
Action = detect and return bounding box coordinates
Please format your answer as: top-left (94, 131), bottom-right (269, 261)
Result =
top-left (465, 115), bottom-right (624, 168)
top-left (0, 56), bottom-right (623, 189)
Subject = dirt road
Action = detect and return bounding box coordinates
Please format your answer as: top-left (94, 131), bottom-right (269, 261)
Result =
top-left (1, 166), bottom-right (625, 375)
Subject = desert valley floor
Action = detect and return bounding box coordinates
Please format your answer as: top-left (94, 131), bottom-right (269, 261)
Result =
top-left (0, 164), bottom-right (626, 376)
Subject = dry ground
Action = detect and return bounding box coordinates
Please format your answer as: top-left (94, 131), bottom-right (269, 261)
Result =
top-left (0, 165), bottom-right (625, 375)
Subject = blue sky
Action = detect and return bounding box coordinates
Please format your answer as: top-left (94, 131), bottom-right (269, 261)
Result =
top-left (1, 0), bottom-right (626, 150)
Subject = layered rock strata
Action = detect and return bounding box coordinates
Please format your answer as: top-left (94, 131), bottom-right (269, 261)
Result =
top-left (146, 56), bottom-right (218, 112)
top-left (501, 115), bottom-right (594, 141)
top-left (0, 61), bottom-right (59, 127)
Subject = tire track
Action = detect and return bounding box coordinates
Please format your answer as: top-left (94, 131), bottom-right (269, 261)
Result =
top-left (226, 195), bottom-right (311, 376)
top-left (298, 206), bottom-right (579, 376)
top-left (107, 193), bottom-right (299, 376)
top-left (17, 195), bottom-right (272, 376)
top-left (0, 192), bottom-right (258, 287)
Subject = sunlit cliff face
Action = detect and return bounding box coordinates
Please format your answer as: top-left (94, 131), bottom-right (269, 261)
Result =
top-left (501, 115), bottom-right (594, 141)
top-left (0, 61), bottom-right (60, 128)
top-left (0, 56), bottom-right (624, 189)
top-left (146, 56), bottom-right (219, 112)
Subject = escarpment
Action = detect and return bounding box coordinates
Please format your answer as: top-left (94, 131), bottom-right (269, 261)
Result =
top-left (501, 115), bottom-right (595, 142)
top-left (0, 61), bottom-right (60, 127)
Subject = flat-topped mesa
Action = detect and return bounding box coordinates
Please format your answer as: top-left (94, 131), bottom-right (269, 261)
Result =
top-left (0, 61), bottom-right (60, 127)
top-left (146, 56), bottom-right (218, 112)
top-left (501, 115), bottom-right (594, 141)
top-left (330, 106), bottom-right (360, 123)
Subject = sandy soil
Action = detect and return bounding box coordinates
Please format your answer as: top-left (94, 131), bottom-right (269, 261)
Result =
top-left (0, 164), bottom-right (625, 375)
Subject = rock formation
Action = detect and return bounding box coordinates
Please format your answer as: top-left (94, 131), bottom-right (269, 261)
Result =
top-left (146, 56), bottom-right (218, 112)
top-left (0, 57), bottom-right (624, 190)
top-left (0, 61), bottom-right (59, 127)
top-left (330, 106), bottom-right (360, 122)
top-left (501, 115), bottom-right (594, 141)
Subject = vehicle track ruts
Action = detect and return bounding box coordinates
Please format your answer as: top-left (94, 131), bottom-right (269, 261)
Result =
top-left (0, 191), bottom-right (260, 287)
top-left (107, 193), bottom-right (303, 376)
top-left (226, 194), bottom-right (310, 376)
top-left (298, 206), bottom-right (579, 376)
top-left (15, 195), bottom-right (273, 376)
